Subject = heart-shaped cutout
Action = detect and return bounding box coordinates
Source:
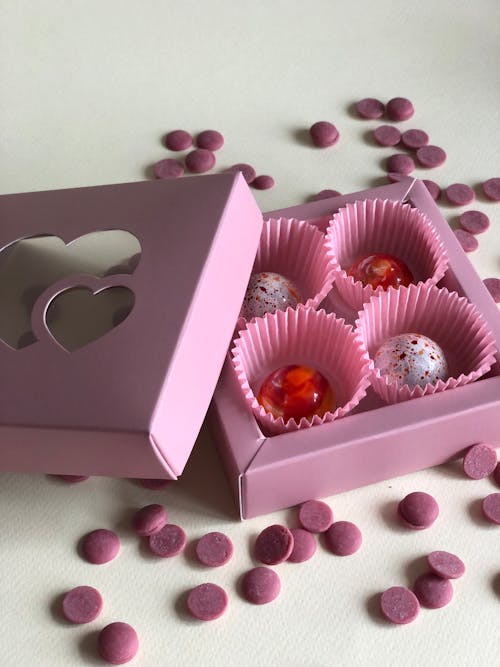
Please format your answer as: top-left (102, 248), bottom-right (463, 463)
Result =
top-left (0, 230), bottom-right (141, 349)
top-left (46, 285), bottom-right (135, 352)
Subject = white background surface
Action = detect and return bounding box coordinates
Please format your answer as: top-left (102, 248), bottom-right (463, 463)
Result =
top-left (1, 1), bottom-right (500, 665)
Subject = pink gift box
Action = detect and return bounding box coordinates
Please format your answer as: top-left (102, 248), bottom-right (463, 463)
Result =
top-left (0, 175), bottom-right (262, 478)
top-left (209, 178), bottom-right (500, 519)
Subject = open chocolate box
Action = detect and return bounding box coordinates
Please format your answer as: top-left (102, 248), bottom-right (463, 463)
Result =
top-left (209, 178), bottom-right (500, 519)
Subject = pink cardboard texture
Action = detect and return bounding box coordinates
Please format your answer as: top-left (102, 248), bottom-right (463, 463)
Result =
top-left (209, 179), bottom-right (500, 519)
top-left (0, 175), bottom-right (263, 479)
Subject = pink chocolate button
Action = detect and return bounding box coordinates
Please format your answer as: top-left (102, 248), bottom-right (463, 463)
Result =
top-left (57, 475), bottom-right (89, 483)
top-left (187, 583), bottom-right (228, 621)
top-left (463, 443), bottom-right (497, 480)
top-left (483, 278), bottom-right (500, 303)
top-left (401, 129), bottom-right (429, 149)
top-left (98, 622), bottom-right (139, 665)
top-left (224, 163), bottom-right (256, 184)
top-left (255, 524), bottom-right (294, 565)
top-left (242, 567), bottom-right (281, 605)
top-left (386, 153), bottom-right (415, 175)
top-left (398, 492), bottom-right (439, 530)
top-left (132, 504), bottom-right (168, 537)
top-left (139, 478), bottom-right (171, 490)
top-left (355, 98), bottom-right (385, 119)
top-left (298, 500), bottom-right (333, 533)
top-left (153, 158), bottom-right (184, 179)
top-left (413, 572), bottom-right (453, 609)
top-left (165, 129), bottom-right (192, 151)
top-left (423, 179), bottom-right (441, 200)
top-left (62, 585), bottom-right (103, 624)
top-left (311, 189), bottom-right (342, 201)
top-left (185, 149), bottom-right (216, 173)
top-left (387, 172), bottom-right (407, 183)
top-left (196, 130), bottom-right (224, 151)
top-left (380, 586), bottom-right (419, 624)
top-left (309, 121), bottom-right (339, 147)
top-left (81, 529), bottom-right (120, 565)
top-left (324, 521), bottom-right (362, 556)
top-left (459, 210), bottom-right (490, 235)
top-left (454, 229), bottom-right (479, 253)
top-left (149, 524), bottom-right (186, 557)
top-left (287, 528), bottom-right (317, 563)
top-left (482, 178), bottom-right (500, 201)
top-left (482, 493), bottom-right (500, 524)
top-left (444, 183), bottom-right (475, 206)
top-left (251, 175), bottom-right (275, 190)
top-left (427, 551), bottom-right (465, 580)
top-left (493, 462), bottom-right (500, 486)
top-left (386, 97), bottom-right (415, 121)
top-left (416, 145), bottom-right (447, 168)
top-left (374, 125), bottom-right (401, 147)
top-left (196, 532), bottom-right (234, 567)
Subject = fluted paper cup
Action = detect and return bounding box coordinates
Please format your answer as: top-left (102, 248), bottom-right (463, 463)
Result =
top-left (325, 199), bottom-right (448, 311)
top-left (355, 283), bottom-right (497, 403)
top-left (232, 305), bottom-right (372, 435)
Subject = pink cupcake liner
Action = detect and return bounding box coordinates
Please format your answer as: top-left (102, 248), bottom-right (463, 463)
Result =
top-left (355, 283), bottom-right (497, 403)
top-left (325, 199), bottom-right (449, 311)
top-left (238, 217), bottom-right (335, 327)
top-left (231, 306), bottom-right (372, 435)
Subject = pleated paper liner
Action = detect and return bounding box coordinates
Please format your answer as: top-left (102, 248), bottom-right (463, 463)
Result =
top-left (231, 306), bottom-right (372, 435)
top-left (355, 283), bottom-right (497, 404)
top-left (236, 217), bottom-right (335, 330)
top-left (325, 199), bottom-right (449, 311)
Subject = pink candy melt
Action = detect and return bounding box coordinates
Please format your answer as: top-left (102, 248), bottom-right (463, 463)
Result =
top-left (423, 179), bottom-right (441, 200)
top-left (401, 129), bottom-right (429, 149)
top-left (454, 229), bottom-right (479, 253)
top-left (62, 586), bottom-right (103, 624)
top-left (185, 149), bottom-right (216, 173)
top-left (356, 98), bottom-right (385, 119)
top-left (287, 528), bottom-right (317, 563)
top-left (482, 178), bottom-right (500, 201)
top-left (196, 532), bottom-right (234, 567)
top-left (374, 125), bottom-right (401, 147)
top-left (324, 521), bottom-right (362, 556)
top-left (298, 500), bottom-right (333, 533)
top-left (139, 478), bottom-right (171, 490)
top-left (251, 175), bottom-right (275, 190)
top-left (482, 493), bottom-right (500, 524)
top-left (132, 504), bottom-right (168, 536)
top-left (165, 129), bottom-right (192, 151)
top-left (380, 586), bottom-right (419, 624)
top-left (386, 97), bottom-right (414, 121)
top-left (311, 189), bottom-right (341, 201)
top-left (309, 121), bottom-right (340, 147)
top-left (386, 153), bottom-right (415, 175)
top-left (463, 443), bottom-right (497, 479)
top-left (255, 524), bottom-right (294, 565)
top-left (98, 622), bottom-right (139, 665)
top-left (149, 524), bottom-right (186, 557)
top-left (57, 475), bottom-right (89, 483)
top-left (196, 130), bottom-right (224, 151)
top-left (242, 567), bottom-right (281, 604)
top-left (493, 462), bottom-right (500, 486)
top-left (483, 278), bottom-right (500, 303)
top-left (398, 492), bottom-right (439, 529)
top-left (459, 210), bottom-right (490, 235)
top-left (416, 145), bottom-right (447, 168)
top-left (413, 572), bottom-right (453, 609)
top-left (81, 529), bottom-right (120, 564)
top-left (444, 183), bottom-right (475, 206)
top-left (187, 583), bottom-right (228, 621)
top-left (427, 551), bottom-right (465, 579)
top-left (153, 158), bottom-right (184, 180)
top-left (225, 163), bottom-right (256, 183)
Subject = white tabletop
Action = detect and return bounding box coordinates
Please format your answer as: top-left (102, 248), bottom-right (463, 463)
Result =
top-left (1, 2), bottom-right (500, 666)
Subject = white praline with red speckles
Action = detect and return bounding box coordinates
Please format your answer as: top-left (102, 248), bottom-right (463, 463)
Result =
top-left (374, 333), bottom-right (448, 390)
top-left (240, 272), bottom-right (301, 320)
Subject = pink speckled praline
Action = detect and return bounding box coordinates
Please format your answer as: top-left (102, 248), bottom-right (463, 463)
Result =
top-left (185, 149), bottom-right (216, 174)
top-left (98, 622), bottom-right (139, 665)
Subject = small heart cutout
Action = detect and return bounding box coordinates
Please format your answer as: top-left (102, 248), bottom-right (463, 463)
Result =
top-left (46, 285), bottom-right (135, 352)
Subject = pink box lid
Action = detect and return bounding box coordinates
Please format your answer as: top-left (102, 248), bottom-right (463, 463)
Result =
top-left (0, 174), bottom-right (263, 478)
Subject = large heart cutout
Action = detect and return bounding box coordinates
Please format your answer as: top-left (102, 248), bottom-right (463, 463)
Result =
top-left (0, 230), bottom-right (141, 349)
top-left (45, 284), bottom-right (135, 352)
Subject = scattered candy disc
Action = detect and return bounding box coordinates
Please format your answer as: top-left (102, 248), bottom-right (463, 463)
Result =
top-left (254, 524), bottom-right (294, 565)
top-left (459, 210), bottom-right (490, 235)
top-left (386, 97), bottom-right (415, 121)
top-left (57, 475), bottom-right (89, 483)
top-left (482, 178), bottom-right (500, 201)
top-left (153, 158), bottom-right (184, 179)
top-left (427, 551), bottom-right (465, 580)
top-left (416, 145), bottom-right (447, 168)
top-left (139, 478), bottom-right (171, 490)
top-left (309, 121), bottom-right (339, 147)
top-left (454, 229), bottom-right (479, 253)
top-left (251, 174), bottom-right (275, 190)
top-left (355, 98), bottom-right (385, 119)
top-left (196, 129), bottom-right (224, 151)
top-left (81, 529), bottom-right (120, 565)
top-left (224, 163), bottom-right (256, 183)
top-left (187, 583), bottom-right (228, 620)
top-left (493, 462), bottom-right (500, 486)
top-left (444, 183), bottom-right (475, 206)
top-left (423, 179), bottom-right (441, 200)
top-left (387, 172), bottom-right (407, 183)
top-left (185, 149), bottom-right (216, 173)
top-left (98, 622), bottom-right (139, 665)
top-left (62, 586), bottom-right (103, 624)
top-left (401, 129), bottom-right (429, 149)
top-left (398, 491), bottom-right (439, 529)
top-left (311, 189), bottom-right (341, 201)
top-left (483, 278), bottom-right (500, 303)
top-left (463, 443), bottom-right (497, 480)
top-left (242, 567), bottom-right (281, 605)
top-left (374, 125), bottom-right (401, 147)
top-left (324, 521), bottom-right (362, 556)
top-left (380, 586), bottom-right (419, 624)
top-left (132, 504), bottom-right (168, 537)
top-left (149, 524), bottom-right (186, 557)
top-left (413, 572), bottom-right (453, 609)
top-left (298, 500), bottom-right (333, 533)
top-left (195, 532), bottom-right (234, 567)
top-left (482, 493), bottom-right (500, 524)
top-left (165, 129), bottom-right (192, 151)
top-left (287, 528), bottom-right (317, 563)
top-left (386, 153), bottom-right (415, 175)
